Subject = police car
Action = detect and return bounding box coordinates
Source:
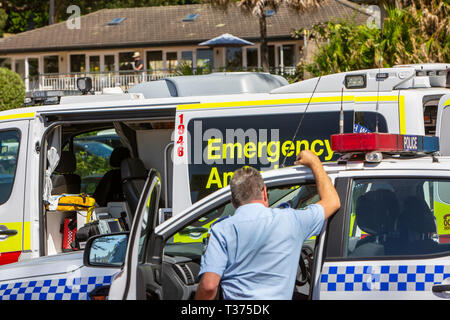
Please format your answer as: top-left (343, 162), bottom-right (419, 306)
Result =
top-left (2, 131), bottom-right (447, 300)
top-left (100, 132), bottom-right (450, 300)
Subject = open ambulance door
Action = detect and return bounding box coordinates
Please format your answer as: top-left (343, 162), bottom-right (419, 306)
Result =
top-left (436, 94), bottom-right (450, 156)
top-left (0, 120), bottom-right (29, 265)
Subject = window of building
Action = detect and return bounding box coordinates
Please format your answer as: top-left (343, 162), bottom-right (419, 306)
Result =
top-left (246, 48), bottom-right (258, 69)
top-left (268, 45), bottom-right (275, 68)
top-left (147, 51), bottom-right (163, 71)
top-left (0, 130), bottom-right (20, 204)
top-left (181, 51), bottom-right (193, 68)
top-left (15, 60), bottom-right (25, 80)
top-left (104, 55), bottom-right (115, 72)
top-left (28, 58), bottom-right (39, 78)
top-left (166, 52), bottom-right (178, 71)
top-left (70, 54), bottom-right (86, 73)
top-left (345, 178), bottom-right (450, 258)
top-left (226, 47), bottom-right (242, 70)
top-left (44, 55), bottom-right (59, 74)
top-left (89, 56), bottom-right (100, 72)
top-left (119, 52), bottom-right (134, 71)
top-left (196, 49), bottom-right (213, 71)
top-left (0, 58), bottom-right (12, 70)
top-left (281, 44), bottom-right (295, 67)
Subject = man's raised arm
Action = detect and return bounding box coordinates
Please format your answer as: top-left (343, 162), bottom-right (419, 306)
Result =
top-left (295, 150), bottom-right (340, 219)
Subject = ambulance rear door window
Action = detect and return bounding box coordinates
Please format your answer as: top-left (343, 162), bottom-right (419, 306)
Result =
top-left (353, 111), bottom-right (388, 133)
top-left (186, 111), bottom-right (354, 203)
top-left (0, 130), bottom-right (20, 205)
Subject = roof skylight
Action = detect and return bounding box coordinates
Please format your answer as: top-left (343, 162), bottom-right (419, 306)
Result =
top-left (182, 13), bottom-right (199, 22)
top-left (108, 17), bottom-right (126, 25)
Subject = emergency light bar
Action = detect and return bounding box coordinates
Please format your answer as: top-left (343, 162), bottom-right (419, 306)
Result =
top-left (331, 133), bottom-right (439, 154)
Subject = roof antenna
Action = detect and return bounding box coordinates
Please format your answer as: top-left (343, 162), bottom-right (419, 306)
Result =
top-left (340, 87), bottom-right (344, 134)
top-left (375, 67), bottom-right (381, 133)
top-left (281, 75), bottom-right (321, 168)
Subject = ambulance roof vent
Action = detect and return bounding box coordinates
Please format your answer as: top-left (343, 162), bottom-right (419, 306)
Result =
top-left (394, 63), bottom-right (449, 88)
top-left (128, 72), bottom-right (288, 98)
top-left (271, 63), bottom-right (449, 94)
top-left (60, 92), bottom-right (143, 104)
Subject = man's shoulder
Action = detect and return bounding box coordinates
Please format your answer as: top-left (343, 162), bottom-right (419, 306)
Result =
top-left (210, 215), bottom-right (231, 229)
top-left (271, 203), bottom-right (323, 217)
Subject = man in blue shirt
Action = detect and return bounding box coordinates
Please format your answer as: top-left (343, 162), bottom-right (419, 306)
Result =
top-left (195, 150), bottom-right (340, 300)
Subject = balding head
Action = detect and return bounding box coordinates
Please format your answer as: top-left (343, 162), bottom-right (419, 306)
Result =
top-left (230, 166), bottom-right (266, 208)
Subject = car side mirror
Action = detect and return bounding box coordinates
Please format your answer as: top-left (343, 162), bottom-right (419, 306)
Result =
top-left (83, 232), bottom-right (129, 268)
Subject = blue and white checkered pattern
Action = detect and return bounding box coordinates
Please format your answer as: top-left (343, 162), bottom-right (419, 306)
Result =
top-left (320, 264), bottom-right (450, 292)
top-left (0, 275), bottom-right (112, 300)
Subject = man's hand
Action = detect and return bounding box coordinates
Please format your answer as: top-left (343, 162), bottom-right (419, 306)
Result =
top-left (295, 150), bottom-right (340, 219)
top-left (295, 150), bottom-right (322, 168)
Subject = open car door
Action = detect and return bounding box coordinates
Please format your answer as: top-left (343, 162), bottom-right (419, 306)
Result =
top-left (108, 169), bottom-right (162, 300)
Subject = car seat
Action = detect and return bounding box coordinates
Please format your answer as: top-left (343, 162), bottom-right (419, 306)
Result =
top-left (397, 193), bottom-right (437, 255)
top-left (51, 151), bottom-right (81, 195)
top-left (121, 158), bottom-right (148, 217)
top-left (93, 146), bottom-right (131, 207)
top-left (350, 189), bottom-right (400, 257)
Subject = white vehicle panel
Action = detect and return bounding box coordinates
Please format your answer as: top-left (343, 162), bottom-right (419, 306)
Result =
top-left (319, 257), bottom-right (450, 300)
top-left (0, 252), bottom-right (119, 300)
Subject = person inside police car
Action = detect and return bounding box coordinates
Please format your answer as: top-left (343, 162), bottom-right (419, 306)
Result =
top-left (195, 150), bottom-right (341, 300)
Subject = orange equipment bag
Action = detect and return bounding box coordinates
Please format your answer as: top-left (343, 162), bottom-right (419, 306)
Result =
top-left (50, 194), bottom-right (96, 222)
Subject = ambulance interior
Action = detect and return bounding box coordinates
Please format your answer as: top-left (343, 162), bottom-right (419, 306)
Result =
top-left (44, 119), bottom-right (174, 255)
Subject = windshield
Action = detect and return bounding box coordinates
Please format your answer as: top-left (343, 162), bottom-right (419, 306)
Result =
top-left (164, 184), bottom-right (319, 260)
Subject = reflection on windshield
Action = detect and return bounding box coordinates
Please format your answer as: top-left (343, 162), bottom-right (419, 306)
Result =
top-left (165, 184), bottom-right (319, 258)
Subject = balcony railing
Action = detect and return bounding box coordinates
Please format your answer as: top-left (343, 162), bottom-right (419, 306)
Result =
top-left (27, 66), bottom-right (297, 92)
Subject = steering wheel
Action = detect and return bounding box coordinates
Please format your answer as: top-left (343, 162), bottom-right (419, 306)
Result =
top-left (296, 246), bottom-right (314, 286)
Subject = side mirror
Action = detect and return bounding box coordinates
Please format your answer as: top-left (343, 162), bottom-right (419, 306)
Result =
top-left (83, 232), bottom-right (129, 268)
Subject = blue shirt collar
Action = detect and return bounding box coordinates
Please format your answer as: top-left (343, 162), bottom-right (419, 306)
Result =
top-left (234, 202), bottom-right (267, 216)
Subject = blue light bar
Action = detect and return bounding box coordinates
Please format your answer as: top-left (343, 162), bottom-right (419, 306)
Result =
top-left (403, 135), bottom-right (439, 153)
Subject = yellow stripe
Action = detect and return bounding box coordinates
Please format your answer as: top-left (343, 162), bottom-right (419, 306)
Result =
top-left (355, 95), bottom-right (399, 102)
top-left (444, 99), bottom-right (450, 107)
top-left (23, 221), bottom-right (31, 251)
top-left (0, 112), bottom-right (35, 122)
top-left (0, 222), bottom-right (23, 252)
top-left (178, 95), bottom-right (402, 111)
top-left (399, 95), bottom-right (406, 134)
top-left (178, 96), bottom-right (356, 110)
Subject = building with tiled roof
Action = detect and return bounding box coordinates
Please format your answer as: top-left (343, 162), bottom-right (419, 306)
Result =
top-left (0, 0), bottom-right (370, 91)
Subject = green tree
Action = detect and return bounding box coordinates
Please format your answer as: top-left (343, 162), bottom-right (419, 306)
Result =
top-left (205, 0), bottom-right (325, 72)
top-left (295, 2), bottom-right (449, 77)
top-left (0, 68), bottom-right (25, 111)
top-left (0, 9), bottom-right (7, 36)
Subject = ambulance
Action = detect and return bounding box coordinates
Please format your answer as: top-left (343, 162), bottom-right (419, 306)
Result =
top-left (0, 64), bottom-right (448, 271)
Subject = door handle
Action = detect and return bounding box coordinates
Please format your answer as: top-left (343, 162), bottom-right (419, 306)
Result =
top-left (432, 284), bottom-right (450, 293)
top-left (0, 227), bottom-right (18, 237)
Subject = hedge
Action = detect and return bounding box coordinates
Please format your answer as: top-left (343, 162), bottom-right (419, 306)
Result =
top-left (0, 67), bottom-right (25, 111)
